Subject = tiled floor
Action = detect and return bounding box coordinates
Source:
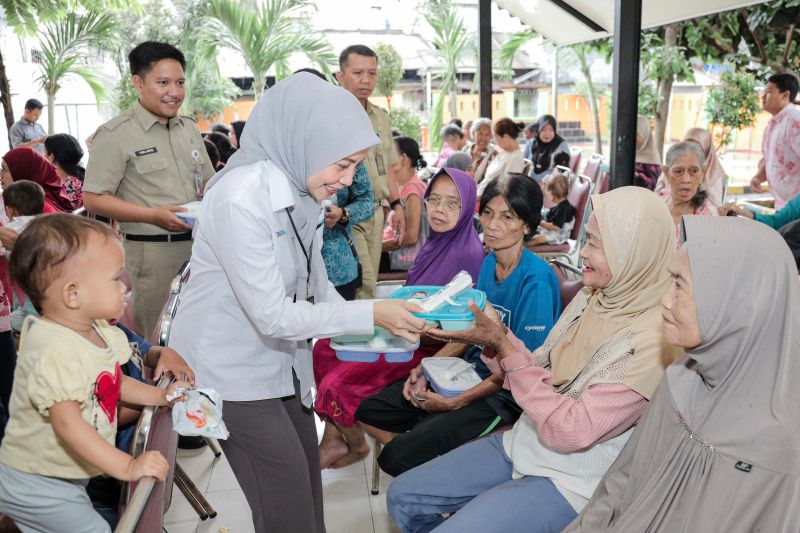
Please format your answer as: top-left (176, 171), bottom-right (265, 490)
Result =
top-left (163, 417), bottom-right (401, 533)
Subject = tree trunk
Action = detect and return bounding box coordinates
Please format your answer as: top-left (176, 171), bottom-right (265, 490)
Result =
top-left (652, 24), bottom-right (679, 161)
top-left (47, 88), bottom-right (56, 135)
top-left (0, 49), bottom-right (15, 147)
top-left (575, 48), bottom-right (603, 156)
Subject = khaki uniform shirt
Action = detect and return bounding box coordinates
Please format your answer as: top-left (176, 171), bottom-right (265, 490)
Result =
top-left (363, 101), bottom-right (398, 202)
top-left (84, 100), bottom-right (215, 235)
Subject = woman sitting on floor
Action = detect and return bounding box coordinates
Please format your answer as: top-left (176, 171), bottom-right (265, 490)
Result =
top-left (387, 187), bottom-right (682, 533)
top-left (314, 168), bottom-right (485, 468)
top-left (565, 216), bottom-right (800, 532)
top-left (357, 173), bottom-right (561, 477)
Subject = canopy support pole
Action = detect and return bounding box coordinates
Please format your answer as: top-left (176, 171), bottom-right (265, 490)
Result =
top-left (479, 0), bottom-right (492, 118)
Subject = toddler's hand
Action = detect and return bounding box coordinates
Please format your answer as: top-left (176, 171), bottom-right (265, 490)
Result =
top-left (126, 450), bottom-right (169, 481)
top-left (163, 380), bottom-right (192, 405)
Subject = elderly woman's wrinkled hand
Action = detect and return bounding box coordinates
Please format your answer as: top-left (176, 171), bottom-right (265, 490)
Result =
top-left (717, 202), bottom-right (754, 219)
top-left (426, 302), bottom-right (507, 357)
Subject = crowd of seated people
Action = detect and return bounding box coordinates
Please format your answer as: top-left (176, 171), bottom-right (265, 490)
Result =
top-left (0, 50), bottom-right (799, 533)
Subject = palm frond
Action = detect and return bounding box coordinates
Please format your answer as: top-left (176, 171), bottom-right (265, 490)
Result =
top-left (495, 29), bottom-right (536, 81)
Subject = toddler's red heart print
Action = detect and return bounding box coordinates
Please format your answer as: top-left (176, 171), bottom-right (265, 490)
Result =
top-left (94, 363), bottom-right (121, 424)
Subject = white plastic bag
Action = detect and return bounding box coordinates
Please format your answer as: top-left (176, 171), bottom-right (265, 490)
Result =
top-left (171, 388), bottom-right (229, 439)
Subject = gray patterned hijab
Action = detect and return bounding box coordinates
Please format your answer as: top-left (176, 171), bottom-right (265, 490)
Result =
top-left (566, 216), bottom-right (800, 532)
top-left (205, 72), bottom-right (377, 300)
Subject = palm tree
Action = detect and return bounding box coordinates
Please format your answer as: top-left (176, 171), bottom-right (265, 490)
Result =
top-left (35, 11), bottom-right (118, 134)
top-left (421, 0), bottom-right (471, 151)
top-left (205, 0), bottom-right (337, 98)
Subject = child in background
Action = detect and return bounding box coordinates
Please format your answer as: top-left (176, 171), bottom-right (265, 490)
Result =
top-left (0, 214), bottom-right (187, 532)
top-left (551, 151), bottom-right (571, 172)
top-left (531, 172), bottom-right (576, 246)
top-left (3, 180), bottom-right (45, 232)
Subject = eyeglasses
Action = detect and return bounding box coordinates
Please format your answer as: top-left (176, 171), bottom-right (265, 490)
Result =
top-left (424, 195), bottom-right (461, 214)
top-left (670, 167), bottom-right (702, 178)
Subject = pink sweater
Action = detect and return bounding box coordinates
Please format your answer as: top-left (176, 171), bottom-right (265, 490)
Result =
top-left (483, 332), bottom-right (647, 453)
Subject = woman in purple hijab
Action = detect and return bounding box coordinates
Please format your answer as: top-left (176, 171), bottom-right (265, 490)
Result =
top-left (407, 168), bottom-right (485, 285)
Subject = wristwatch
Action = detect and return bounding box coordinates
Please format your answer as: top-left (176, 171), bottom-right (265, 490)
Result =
top-left (339, 208), bottom-right (350, 224)
top-left (389, 198), bottom-right (404, 210)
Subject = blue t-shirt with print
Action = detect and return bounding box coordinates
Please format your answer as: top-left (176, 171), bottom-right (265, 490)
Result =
top-left (115, 322), bottom-right (151, 453)
top-left (469, 249), bottom-right (561, 422)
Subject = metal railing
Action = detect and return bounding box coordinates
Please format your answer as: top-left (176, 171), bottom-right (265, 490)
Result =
top-left (114, 375), bottom-right (172, 533)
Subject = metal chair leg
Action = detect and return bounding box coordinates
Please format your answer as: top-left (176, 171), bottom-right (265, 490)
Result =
top-left (203, 437), bottom-right (222, 458)
top-left (173, 463), bottom-right (217, 520)
top-left (371, 439), bottom-right (383, 495)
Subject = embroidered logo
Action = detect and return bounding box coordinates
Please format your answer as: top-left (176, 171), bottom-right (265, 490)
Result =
top-left (134, 146), bottom-right (158, 156)
top-left (735, 461), bottom-right (752, 473)
top-left (276, 229), bottom-right (286, 238)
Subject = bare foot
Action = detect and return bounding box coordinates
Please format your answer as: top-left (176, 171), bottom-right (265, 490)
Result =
top-left (319, 438), bottom-right (349, 469)
top-left (330, 441), bottom-right (370, 469)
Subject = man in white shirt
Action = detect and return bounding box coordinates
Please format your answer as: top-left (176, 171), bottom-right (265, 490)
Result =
top-left (750, 73), bottom-right (800, 209)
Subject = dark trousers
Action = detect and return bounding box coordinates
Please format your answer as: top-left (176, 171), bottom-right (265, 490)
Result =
top-left (355, 380), bottom-right (503, 477)
top-left (220, 375), bottom-right (325, 533)
top-left (334, 278), bottom-right (359, 301)
top-left (0, 331), bottom-right (16, 442)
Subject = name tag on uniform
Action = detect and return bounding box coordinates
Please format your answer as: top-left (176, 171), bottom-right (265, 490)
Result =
top-left (135, 147), bottom-right (158, 156)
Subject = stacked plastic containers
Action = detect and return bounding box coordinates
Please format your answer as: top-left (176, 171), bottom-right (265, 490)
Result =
top-left (330, 285), bottom-right (487, 363)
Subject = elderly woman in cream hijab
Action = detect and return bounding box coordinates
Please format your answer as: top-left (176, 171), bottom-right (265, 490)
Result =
top-left (387, 187), bottom-right (681, 533)
top-left (565, 216), bottom-right (800, 532)
top-left (655, 127), bottom-right (729, 208)
top-left (169, 73), bottom-right (426, 532)
top-left (634, 115), bottom-right (662, 190)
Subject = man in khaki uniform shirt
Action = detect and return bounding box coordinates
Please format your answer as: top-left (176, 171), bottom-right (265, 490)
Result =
top-left (336, 45), bottom-right (405, 299)
top-left (84, 42), bottom-right (214, 336)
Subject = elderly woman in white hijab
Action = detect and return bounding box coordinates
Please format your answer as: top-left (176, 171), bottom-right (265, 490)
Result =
top-left (168, 73), bottom-right (426, 533)
top-left (565, 216), bottom-right (800, 532)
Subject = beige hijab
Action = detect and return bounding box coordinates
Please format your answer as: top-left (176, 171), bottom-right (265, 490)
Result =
top-left (635, 116), bottom-right (661, 166)
top-left (550, 186), bottom-right (678, 399)
top-left (565, 216), bottom-right (800, 532)
top-left (684, 127), bottom-right (728, 207)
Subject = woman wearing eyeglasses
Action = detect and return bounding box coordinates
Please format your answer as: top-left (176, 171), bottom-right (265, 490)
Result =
top-left (662, 141), bottom-right (717, 245)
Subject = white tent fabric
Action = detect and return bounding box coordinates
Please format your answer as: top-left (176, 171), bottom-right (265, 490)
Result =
top-left (495, 0), bottom-right (768, 46)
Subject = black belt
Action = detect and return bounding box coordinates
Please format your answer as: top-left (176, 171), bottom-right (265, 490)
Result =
top-left (124, 231), bottom-right (192, 243)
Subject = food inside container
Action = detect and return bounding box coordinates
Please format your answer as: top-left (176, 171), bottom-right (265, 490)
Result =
top-left (330, 331), bottom-right (419, 363)
top-left (177, 201), bottom-right (202, 226)
top-left (421, 357), bottom-right (482, 397)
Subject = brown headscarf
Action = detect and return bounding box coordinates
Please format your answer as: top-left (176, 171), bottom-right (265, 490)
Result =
top-left (634, 116), bottom-right (661, 166)
top-left (565, 216), bottom-right (800, 532)
top-left (549, 186), bottom-right (677, 399)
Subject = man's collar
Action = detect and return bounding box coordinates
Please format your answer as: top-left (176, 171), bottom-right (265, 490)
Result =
top-left (133, 99), bottom-right (182, 131)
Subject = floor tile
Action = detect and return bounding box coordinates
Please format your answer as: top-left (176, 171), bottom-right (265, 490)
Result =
top-left (206, 452), bottom-right (241, 493)
top-left (162, 519), bottom-right (198, 533)
top-left (175, 446), bottom-right (218, 493)
top-left (322, 476), bottom-right (374, 533)
top-left (165, 483), bottom-right (206, 524)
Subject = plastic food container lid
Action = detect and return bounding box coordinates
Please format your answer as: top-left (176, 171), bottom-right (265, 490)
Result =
top-left (331, 332), bottom-right (419, 363)
top-left (421, 357), bottom-right (482, 397)
top-left (177, 201), bottom-right (202, 226)
top-left (389, 286), bottom-right (487, 321)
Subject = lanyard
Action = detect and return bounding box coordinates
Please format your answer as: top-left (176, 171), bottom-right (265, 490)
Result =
top-left (286, 208), bottom-right (314, 304)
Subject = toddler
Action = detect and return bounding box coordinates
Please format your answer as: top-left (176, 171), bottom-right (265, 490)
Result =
top-left (3, 180), bottom-right (44, 232)
top-left (531, 172), bottom-right (576, 246)
top-left (0, 214), bottom-right (186, 532)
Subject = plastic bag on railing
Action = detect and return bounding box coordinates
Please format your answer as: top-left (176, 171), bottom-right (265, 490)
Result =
top-left (171, 388), bottom-right (229, 439)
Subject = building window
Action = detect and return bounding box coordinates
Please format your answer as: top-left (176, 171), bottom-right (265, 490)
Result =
top-left (31, 50), bottom-right (43, 64)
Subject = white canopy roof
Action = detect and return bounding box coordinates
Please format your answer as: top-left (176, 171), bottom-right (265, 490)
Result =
top-left (495, 0), bottom-right (769, 46)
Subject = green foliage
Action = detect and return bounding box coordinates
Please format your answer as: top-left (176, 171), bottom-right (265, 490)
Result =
top-left (375, 43), bottom-right (403, 102)
top-left (638, 31), bottom-right (693, 122)
top-left (704, 69), bottom-right (761, 148)
top-left (35, 11), bottom-right (118, 133)
top-left (390, 107), bottom-right (421, 143)
top-left (0, 0), bottom-right (141, 36)
top-left (683, 0), bottom-right (800, 75)
top-left (419, 0), bottom-right (471, 150)
top-left (183, 55), bottom-right (241, 122)
top-left (494, 28), bottom-right (536, 81)
top-left (638, 83), bottom-right (659, 117)
top-left (205, 0), bottom-right (337, 98)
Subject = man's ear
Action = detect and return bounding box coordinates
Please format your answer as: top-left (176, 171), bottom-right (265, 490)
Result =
top-left (62, 280), bottom-right (81, 310)
top-left (334, 71), bottom-right (344, 85)
top-left (132, 74), bottom-right (144, 92)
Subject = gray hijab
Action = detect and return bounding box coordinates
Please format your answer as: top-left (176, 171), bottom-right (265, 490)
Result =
top-left (566, 216), bottom-right (800, 532)
top-left (205, 72), bottom-right (377, 300)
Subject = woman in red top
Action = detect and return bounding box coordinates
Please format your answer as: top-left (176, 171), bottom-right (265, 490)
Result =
top-left (1, 148), bottom-right (74, 213)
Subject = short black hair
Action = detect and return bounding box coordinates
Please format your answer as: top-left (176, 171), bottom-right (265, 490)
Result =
top-left (768, 73), bottom-right (799, 102)
top-left (3, 180), bottom-right (45, 216)
top-left (479, 173), bottom-right (543, 242)
top-left (294, 68), bottom-right (327, 80)
top-left (394, 136), bottom-right (427, 170)
top-left (211, 122), bottom-right (230, 135)
top-left (448, 118), bottom-right (463, 129)
top-left (24, 98), bottom-right (43, 111)
top-left (339, 45), bottom-right (378, 71)
top-left (128, 41), bottom-right (186, 78)
top-left (44, 133), bottom-right (85, 182)
top-left (552, 151), bottom-right (570, 168)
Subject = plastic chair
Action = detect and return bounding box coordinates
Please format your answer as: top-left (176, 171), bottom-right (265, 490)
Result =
top-left (527, 174), bottom-right (592, 264)
top-left (582, 154), bottom-right (604, 184)
top-left (596, 171), bottom-right (611, 195)
top-left (522, 158), bottom-right (533, 176)
top-left (548, 260), bottom-right (584, 311)
top-left (569, 147), bottom-right (582, 173)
